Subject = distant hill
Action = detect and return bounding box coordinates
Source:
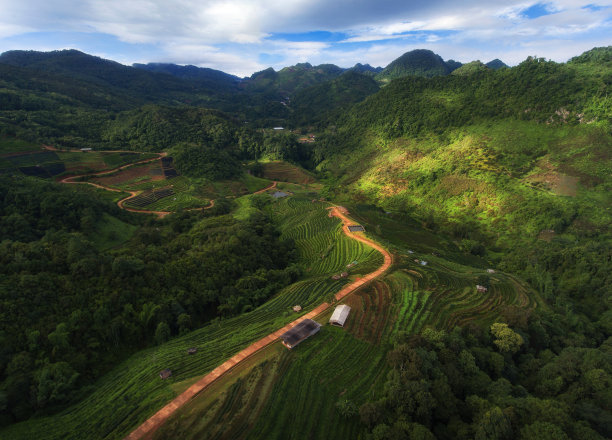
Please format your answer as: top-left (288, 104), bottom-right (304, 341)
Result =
top-left (0, 50), bottom-right (199, 97)
top-left (132, 62), bottom-right (240, 91)
top-left (486, 59), bottom-right (509, 70)
top-left (445, 59), bottom-right (463, 72)
top-left (376, 49), bottom-right (451, 82)
top-left (244, 62), bottom-right (345, 96)
top-left (349, 63), bottom-right (383, 75)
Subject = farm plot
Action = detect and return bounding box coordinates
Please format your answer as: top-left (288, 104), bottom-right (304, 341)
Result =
top-left (126, 187), bottom-right (175, 207)
top-left (343, 279), bottom-right (394, 343)
top-left (1, 151), bottom-right (67, 177)
top-left (245, 327), bottom-right (387, 440)
top-left (270, 197), bottom-right (382, 276)
top-left (261, 161), bottom-right (316, 184)
top-left (91, 162), bottom-right (164, 187)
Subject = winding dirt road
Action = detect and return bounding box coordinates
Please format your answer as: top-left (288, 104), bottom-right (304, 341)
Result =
top-left (59, 153), bottom-right (174, 218)
top-left (124, 206), bottom-right (393, 440)
top-left (59, 151), bottom-right (278, 218)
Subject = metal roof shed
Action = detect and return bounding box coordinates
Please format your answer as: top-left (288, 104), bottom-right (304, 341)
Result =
top-left (280, 319), bottom-right (321, 349)
top-left (330, 305), bottom-right (351, 327)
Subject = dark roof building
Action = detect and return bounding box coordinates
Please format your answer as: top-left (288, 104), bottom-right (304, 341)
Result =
top-left (348, 225), bottom-right (365, 232)
top-left (159, 369), bottom-right (172, 379)
top-left (280, 319), bottom-right (321, 349)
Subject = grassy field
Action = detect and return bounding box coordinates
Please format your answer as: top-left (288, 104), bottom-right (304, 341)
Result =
top-left (90, 213), bottom-right (139, 251)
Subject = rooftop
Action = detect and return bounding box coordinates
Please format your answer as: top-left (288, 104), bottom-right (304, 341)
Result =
top-left (280, 319), bottom-right (321, 348)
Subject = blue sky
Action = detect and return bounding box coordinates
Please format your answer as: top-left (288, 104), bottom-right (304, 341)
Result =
top-left (0, 0), bottom-right (610, 76)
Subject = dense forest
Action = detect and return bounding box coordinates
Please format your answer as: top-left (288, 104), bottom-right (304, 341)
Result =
top-left (0, 46), bottom-right (610, 439)
top-left (0, 177), bottom-right (299, 423)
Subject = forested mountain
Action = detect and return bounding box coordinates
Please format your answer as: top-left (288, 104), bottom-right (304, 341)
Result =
top-left (376, 49), bottom-right (451, 82)
top-left (243, 62), bottom-right (346, 96)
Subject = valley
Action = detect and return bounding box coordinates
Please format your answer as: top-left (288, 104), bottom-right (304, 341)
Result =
top-left (0, 46), bottom-right (610, 440)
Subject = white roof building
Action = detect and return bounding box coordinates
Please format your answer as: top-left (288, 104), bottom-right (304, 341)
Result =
top-left (330, 305), bottom-right (351, 327)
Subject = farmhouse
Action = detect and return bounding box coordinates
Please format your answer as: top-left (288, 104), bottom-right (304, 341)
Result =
top-left (330, 305), bottom-right (351, 327)
top-left (348, 225), bottom-right (365, 232)
top-left (280, 319), bottom-right (321, 349)
top-left (159, 369), bottom-right (172, 379)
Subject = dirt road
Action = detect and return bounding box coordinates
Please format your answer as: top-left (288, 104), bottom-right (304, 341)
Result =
top-left (124, 206), bottom-right (393, 440)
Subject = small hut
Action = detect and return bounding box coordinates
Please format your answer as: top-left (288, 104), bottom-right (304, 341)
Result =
top-left (292, 305), bottom-right (302, 312)
top-left (487, 269), bottom-right (496, 274)
top-left (331, 274), bottom-right (341, 280)
top-left (476, 285), bottom-right (488, 293)
top-left (159, 369), bottom-right (172, 379)
top-left (348, 225), bottom-right (365, 232)
top-left (330, 305), bottom-right (351, 327)
top-left (187, 347), bottom-right (198, 355)
top-left (420, 261), bottom-right (428, 266)
top-left (340, 272), bottom-right (349, 278)
top-left (280, 319), bottom-right (321, 349)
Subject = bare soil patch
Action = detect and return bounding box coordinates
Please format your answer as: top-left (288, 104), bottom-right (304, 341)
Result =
top-left (92, 162), bottom-right (163, 186)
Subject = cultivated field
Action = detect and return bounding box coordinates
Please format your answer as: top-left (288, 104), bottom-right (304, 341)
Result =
top-left (2, 190), bottom-right (539, 440)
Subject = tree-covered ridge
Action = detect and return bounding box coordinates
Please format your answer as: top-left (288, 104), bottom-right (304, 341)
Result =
top-left (290, 70), bottom-right (380, 126)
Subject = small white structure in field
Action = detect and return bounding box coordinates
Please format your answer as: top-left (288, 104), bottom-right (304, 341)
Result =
top-left (292, 305), bottom-right (302, 312)
top-left (487, 269), bottom-right (496, 274)
top-left (476, 285), bottom-right (488, 293)
top-left (420, 260), bottom-right (428, 266)
top-left (330, 305), bottom-right (351, 327)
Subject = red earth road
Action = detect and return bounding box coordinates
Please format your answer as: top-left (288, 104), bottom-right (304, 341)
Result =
top-left (125, 205), bottom-right (393, 440)
top-left (61, 153), bottom-right (278, 218)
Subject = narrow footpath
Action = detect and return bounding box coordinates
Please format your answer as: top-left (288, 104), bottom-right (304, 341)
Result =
top-left (125, 206), bottom-right (393, 440)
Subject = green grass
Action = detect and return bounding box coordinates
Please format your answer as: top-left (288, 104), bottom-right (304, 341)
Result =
top-left (89, 213), bottom-right (138, 251)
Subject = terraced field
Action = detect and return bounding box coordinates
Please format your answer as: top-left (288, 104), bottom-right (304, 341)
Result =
top-left (2, 188), bottom-right (539, 440)
top-left (261, 160), bottom-right (316, 184)
top-left (145, 197), bottom-right (540, 440)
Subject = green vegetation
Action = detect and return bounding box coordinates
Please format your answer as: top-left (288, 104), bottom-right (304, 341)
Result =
top-left (0, 45), bottom-right (610, 440)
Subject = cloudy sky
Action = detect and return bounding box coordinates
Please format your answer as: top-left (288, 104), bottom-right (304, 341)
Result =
top-left (0, 0), bottom-right (610, 76)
